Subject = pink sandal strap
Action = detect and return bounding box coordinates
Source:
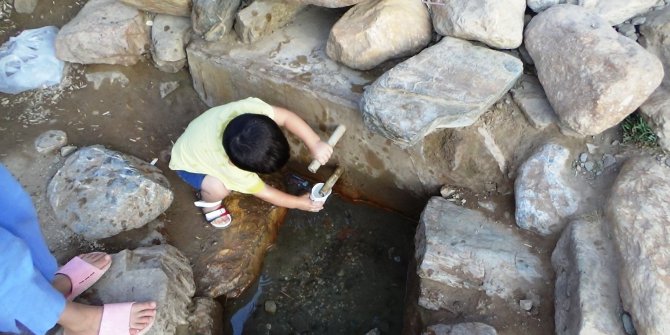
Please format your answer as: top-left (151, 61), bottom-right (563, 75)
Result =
top-left (56, 255), bottom-right (111, 301)
top-left (99, 302), bottom-right (155, 335)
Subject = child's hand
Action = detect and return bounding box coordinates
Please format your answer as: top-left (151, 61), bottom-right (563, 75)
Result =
top-left (310, 140), bottom-right (333, 165)
top-left (297, 193), bottom-right (324, 212)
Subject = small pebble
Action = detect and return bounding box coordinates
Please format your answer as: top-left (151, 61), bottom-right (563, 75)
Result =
top-left (584, 161), bottom-right (595, 172)
top-left (60, 145), bottom-right (77, 157)
top-left (579, 153), bottom-right (588, 162)
top-left (264, 300), bottom-right (277, 314)
top-left (611, 140), bottom-right (620, 146)
top-left (665, 157), bottom-right (670, 168)
top-left (631, 16), bottom-right (646, 25)
top-left (622, 312), bottom-right (637, 335)
top-left (520, 299), bottom-right (533, 311)
top-left (603, 154), bottom-right (617, 168)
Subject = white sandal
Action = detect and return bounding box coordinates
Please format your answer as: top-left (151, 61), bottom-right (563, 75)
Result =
top-left (194, 200), bottom-right (232, 228)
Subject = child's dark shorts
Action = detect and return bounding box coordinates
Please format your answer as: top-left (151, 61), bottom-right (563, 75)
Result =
top-left (175, 170), bottom-right (206, 190)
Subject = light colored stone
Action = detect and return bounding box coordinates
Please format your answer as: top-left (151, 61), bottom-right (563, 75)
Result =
top-left (510, 75), bottom-right (558, 129)
top-left (34, 130), bottom-right (67, 153)
top-left (527, 0), bottom-right (663, 25)
top-left (552, 219), bottom-right (626, 335)
top-left (326, 0), bottom-right (431, 70)
top-left (607, 156), bottom-right (670, 335)
top-left (525, 5), bottom-right (664, 136)
top-left (14, 0), bottom-right (38, 14)
top-left (515, 143), bottom-right (580, 236)
top-left (187, 298), bottom-right (224, 335)
top-left (639, 5), bottom-right (670, 151)
top-left (120, 0), bottom-right (190, 17)
top-left (191, 0), bottom-right (240, 42)
top-left (430, 0), bottom-right (525, 49)
top-left (60, 145), bottom-right (77, 157)
top-left (235, 0), bottom-right (306, 44)
top-left (47, 145), bottom-right (173, 240)
top-left (151, 14), bottom-right (191, 73)
top-left (55, 0), bottom-right (149, 65)
top-left (361, 36), bottom-right (523, 146)
top-left (425, 322), bottom-right (497, 335)
top-left (159, 81), bottom-right (180, 98)
top-left (416, 197), bottom-right (548, 310)
top-left (92, 245), bottom-right (195, 335)
top-left (520, 299), bottom-right (533, 311)
top-left (295, 0), bottom-right (364, 7)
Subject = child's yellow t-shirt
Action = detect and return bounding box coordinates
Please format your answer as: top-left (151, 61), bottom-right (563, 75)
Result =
top-left (169, 97), bottom-right (275, 194)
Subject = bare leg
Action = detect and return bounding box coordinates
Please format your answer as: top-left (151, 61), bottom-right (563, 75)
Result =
top-left (52, 252), bottom-right (111, 296)
top-left (59, 301), bottom-right (157, 335)
top-left (200, 175), bottom-right (230, 213)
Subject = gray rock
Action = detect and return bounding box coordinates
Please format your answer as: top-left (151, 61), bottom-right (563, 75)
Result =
top-left (639, 6), bottom-right (670, 152)
top-left (552, 219), bottom-right (626, 335)
top-left (424, 322), bottom-right (498, 335)
top-left (191, 0), bottom-right (241, 42)
top-left (519, 299), bottom-right (533, 311)
top-left (14, 0), bottom-right (38, 14)
top-left (365, 328), bottom-right (381, 335)
top-left (187, 298), bottom-right (224, 335)
top-left (632, 16), bottom-right (647, 25)
top-left (55, 0), bottom-right (149, 65)
top-left (60, 145), bottom-right (77, 157)
top-left (35, 130), bottom-right (67, 153)
top-left (607, 156), bottom-right (670, 334)
top-left (92, 245), bottom-right (195, 335)
top-left (622, 312), bottom-right (637, 335)
top-left (510, 75), bottom-right (558, 129)
top-left (527, 0), bottom-right (559, 12)
top-left (515, 143), bottom-right (580, 236)
top-left (120, 0), bottom-right (191, 16)
top-left (584, 161), bottom-right (595, 172)
top-left (416, 197), bottom-right (548, 310)
top-left (430, 0), bottom-right (526, 49)
top-left (151, 14), bottom-right (191, 73)
top-left (361, 37), bottom-right (522, 146)
top-left (235, 0), bottom-right (306, 44)
top-left (603, 154), bottom-right (617, 168)
top-left (525, 5), bottom-right (664, 136)
top-left (580, 152), bottom-right (589, 162)
top-left (294, 0), bottom-right (364, 7)
top-left (527, 0), bottom-right (663, 25)
top-left (47, 145), bottom-right (173, 240)
top-left (617, 23), bottom-right (638, 40)
top-left (326, 0), bottom-right (431, 70)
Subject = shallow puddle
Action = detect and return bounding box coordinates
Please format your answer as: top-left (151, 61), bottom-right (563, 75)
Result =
top-left (222, 193), bottom-right (416, 335)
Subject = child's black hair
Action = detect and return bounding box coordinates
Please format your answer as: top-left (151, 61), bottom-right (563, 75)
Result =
top-left (223, 114), bottom-right (290, 174)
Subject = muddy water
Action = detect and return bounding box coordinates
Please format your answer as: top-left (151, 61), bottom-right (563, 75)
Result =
top-left (222, 192), bottom-right (416, 335)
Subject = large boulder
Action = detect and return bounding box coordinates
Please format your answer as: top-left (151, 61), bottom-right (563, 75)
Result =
top-left (120, 0), bottom-right (191, 17)
top-left (185, 189), bottom-right (287, 298)
top-left (191, 0), bottom-right (241, 42)
top-left (552, 219), bottom-right (626, 335)
top-left (90, 245), bottom-right (195, 335)
top-left (607, 156), bottom-right (670, 335)
top-left (151, 14), bottom-right (191, 73)
top-left (514, 143), bottom-right (581, 236)
top-left (640, 6), bottom-right (670, 151)
top-left (510, 74), bottom-right (558, 129)
top-left (55, 0), bottom-right (149, 65)
top-left (525, 5), bottom-right (664, 136)
top-left (416, 197), bottom-right (548, 310)
top-left (326, 0), bottom-right (431, 70)
top-left (187, 298), bottom-right (224, 335)
top-left (361, 36), bottom-right (522, 146)
top-left (295, 0), bottom-right (364, 8)
top-left (430, 0), bottom-right (525, 49)
top-left (527, 0), bottom-right (663, 25)
top-left (234, 0), bottom-right (306, 44)
top-left (47, 145), bottom-right (173, 240)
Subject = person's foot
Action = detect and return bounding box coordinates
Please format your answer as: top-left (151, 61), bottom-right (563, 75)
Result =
top-left (53, 252), bottom-right (111, 297)
top-left (62, 301), bottom-right (157, 335)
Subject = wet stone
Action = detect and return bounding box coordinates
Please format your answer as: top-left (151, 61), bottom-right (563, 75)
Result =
top-left (264, 300), bottom-right (277, 314)
top-left (580, 152), bottom-right (588, 162)
top-left (35, 130), bottom-right (68, 153)
top-left (603, 154), bottom-right (617, 168)
top-left (425, 322), bottom-right (498, 335)
top-left (520, 299), bottom-right (534, 311)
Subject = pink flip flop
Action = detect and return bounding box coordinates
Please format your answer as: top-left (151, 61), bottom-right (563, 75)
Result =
top-left (56, 254), bottom-right (112, 301)
top-left (99, 303), bottom-right (155, 335)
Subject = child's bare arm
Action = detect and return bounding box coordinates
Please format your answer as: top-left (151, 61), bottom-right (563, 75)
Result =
top-left (255, 183), bottom-right (324, 212)
top-left (272, 106), bottom-right (333, 164)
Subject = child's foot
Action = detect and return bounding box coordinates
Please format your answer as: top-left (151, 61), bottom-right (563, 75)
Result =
top-left (53, 252), bottom-right (111, 297)
top-left (62, 301), bottom-right (157, 335)
top-left (204, 206), bottom-right (232, 229)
